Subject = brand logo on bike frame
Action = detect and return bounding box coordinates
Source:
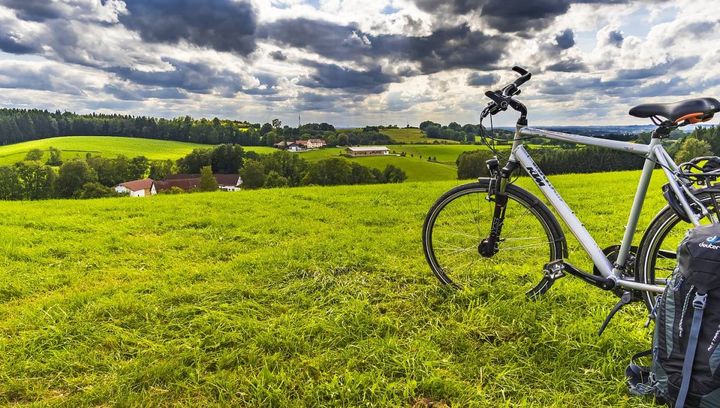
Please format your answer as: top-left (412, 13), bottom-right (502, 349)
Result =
top-left (526, 166), bottom-right (546, 187)
top-left (707, 235), bottom-right (720, 245)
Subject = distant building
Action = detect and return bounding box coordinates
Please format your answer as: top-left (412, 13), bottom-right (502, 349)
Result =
top-left (274, 139), bottom-right (326, 151)
top-left (345, 146), bottom-right (390, 157)
top-left (306, 139), bottom-right (327, 149)
top-left (115, 178), bottom-right (157, 197)
top-left (155, 174), bottom-right (243, 192)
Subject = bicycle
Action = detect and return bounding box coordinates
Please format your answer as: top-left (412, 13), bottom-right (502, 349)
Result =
top-left (422, 66), bottom-right (720, 333)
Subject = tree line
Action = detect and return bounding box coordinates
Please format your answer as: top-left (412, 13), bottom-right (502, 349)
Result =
top-left (0, 143), bottom-right (407, 200)
top-left (0, 109), bottom-right (400, 147)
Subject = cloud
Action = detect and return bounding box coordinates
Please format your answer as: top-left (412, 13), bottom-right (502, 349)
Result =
top-left (467, 72), bottom-right (499, 87)
top-left (109, 59), bottom-right (247, 96)
top-left (119, 0), bottom-right (257, 55)
top-left (298, 61), bottom-right (398, 93)
top-left (269, 50), bottom-right (287, 61)
top-left (545, 59), bottom-right (586, 72)
top-left (555, 29), bottom-right (575, 49)
top-left (261, 19), bottom-right (508, 75)
top-left (0, 62), bottom-right (90, 95)
top-left (606, 30), bottom-right (624, 47)
top-left (103, 83), bottom-right (187, 100)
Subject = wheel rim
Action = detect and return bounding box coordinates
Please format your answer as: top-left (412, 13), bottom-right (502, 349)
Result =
top-left (640, 192), bottom-right (720, 309)
top-left (425, 186), bottom-right (558, 291)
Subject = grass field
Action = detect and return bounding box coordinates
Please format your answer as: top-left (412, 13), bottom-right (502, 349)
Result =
top-left (0, 137), bottom-right (212, 166)
top-left (0, 170), bottom-right (670, 406)
top-left (378, 128), bottom-right (460, 144)
top-left (0, 137), bottom-right (462, 181)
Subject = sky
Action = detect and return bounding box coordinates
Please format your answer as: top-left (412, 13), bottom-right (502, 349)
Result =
top-left (0, 0), bottom-right (718, 127)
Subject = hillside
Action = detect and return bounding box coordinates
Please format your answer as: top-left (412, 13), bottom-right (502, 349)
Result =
top-left (0, 172), bottom-right (670, 406)
top-left (0, 136), bottom-right (211, 166)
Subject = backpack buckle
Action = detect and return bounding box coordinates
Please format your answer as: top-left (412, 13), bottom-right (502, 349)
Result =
top-left (693, 293), bottom-right (707, 310)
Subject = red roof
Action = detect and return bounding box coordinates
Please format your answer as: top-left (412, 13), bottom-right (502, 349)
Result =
top-left (119, 178), bottom-right (154, 191)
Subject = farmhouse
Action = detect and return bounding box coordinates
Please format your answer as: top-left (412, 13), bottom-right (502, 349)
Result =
top-left (274, 139), bottom-right (326, 151)
top-left (345, 146), bottom-right (390, 157)
top-left (155, 174), bottom-right (243, 192)
top-left (115, 178), bottom-right (157, 197)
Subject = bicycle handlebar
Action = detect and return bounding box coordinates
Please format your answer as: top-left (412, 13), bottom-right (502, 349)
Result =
top-left (481, 66), bottom-right (531, 125)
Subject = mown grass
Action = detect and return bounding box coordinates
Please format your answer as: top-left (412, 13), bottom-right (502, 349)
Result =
top-left (0, 136), bottom-right (212, 165)
top-left (0, 170), bottom-right (670, 406)
top-left (378, 128), bottom-right (459, 144)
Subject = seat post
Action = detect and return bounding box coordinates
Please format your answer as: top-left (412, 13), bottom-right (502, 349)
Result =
top-left (651, 125), bottom-right (674, 139)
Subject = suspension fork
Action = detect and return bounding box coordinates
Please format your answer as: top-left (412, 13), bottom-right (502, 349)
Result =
top-left (479, 158), bottom-right (520, 257)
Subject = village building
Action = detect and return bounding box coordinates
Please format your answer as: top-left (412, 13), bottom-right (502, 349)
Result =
top-left (274, 139), bottom-right (326, 151)
top-left (345, 146), bottom-right (391, 157)
top-left (155, 174), bottom-right (243, 192)
top-left (115, 178), bottom-right (157, 197)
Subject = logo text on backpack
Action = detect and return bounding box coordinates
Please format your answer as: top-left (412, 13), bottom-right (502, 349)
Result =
top-left (700, 235), bottom-right (720, 250)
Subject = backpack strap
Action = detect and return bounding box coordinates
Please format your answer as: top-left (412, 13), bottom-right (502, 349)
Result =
top-left (676, 292), bottom-right (707, 408)
top-left (626, 350), bottom-right (655, 396)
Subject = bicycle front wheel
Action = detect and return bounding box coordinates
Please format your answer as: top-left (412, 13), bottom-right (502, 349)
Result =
top-left (422, 180), bottom-right (566, 291)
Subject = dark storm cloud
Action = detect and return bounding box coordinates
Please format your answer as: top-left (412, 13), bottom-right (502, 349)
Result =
top-left (466, 72), bottom-right (499, 87)
top-left (261, 19), bottom-right (508, 75)
top-left (555, 29), bottom-right (575, 49)
top-left (298, 61), bottom-right (398, 93)
top-left (120, 0), bottom-right (257, 55)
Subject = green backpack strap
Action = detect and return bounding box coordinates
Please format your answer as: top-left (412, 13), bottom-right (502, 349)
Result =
top-left (676, 292), bottom-right (707, 408)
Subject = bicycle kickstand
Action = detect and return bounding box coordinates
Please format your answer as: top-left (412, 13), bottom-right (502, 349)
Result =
top-left (526, 260), bottom-right (565, 300)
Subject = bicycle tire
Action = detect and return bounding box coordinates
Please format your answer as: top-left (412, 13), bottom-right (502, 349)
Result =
top-left (636, 189), bottom-right (720, 310)
top-left (422, 179), bottom-right (566, 288)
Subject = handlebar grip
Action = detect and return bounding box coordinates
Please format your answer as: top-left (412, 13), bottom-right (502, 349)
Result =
top-left (512, 66), bottom-right (531, 87)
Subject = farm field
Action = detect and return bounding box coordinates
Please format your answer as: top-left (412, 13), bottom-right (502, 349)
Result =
top-left (0, 136), bottom-right (212, 166)
top-left (0, 170), bottom-right (671, 406)
top-left (275, 147), bottom-right (458, 181)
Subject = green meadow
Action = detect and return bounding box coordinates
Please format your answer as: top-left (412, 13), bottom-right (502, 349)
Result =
top-left (0, 136), bottom-right (212, 166)
top-left (0, 170), bottom-right (670, 406)
top-left (0, 137), bottom-right (466, 182)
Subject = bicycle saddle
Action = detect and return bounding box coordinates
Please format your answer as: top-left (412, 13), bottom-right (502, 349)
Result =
top-left (629, 97), bottom-right (720, 123)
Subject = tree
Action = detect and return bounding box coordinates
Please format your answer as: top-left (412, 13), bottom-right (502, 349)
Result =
top-left (78, 182), bottom-right (116, 199)
top-left (129, 156), bottom-right (149, 180)
top-left (302, 158), bottom-right (352, 185)
top-left (239, 160), bottom-right (266, 189)
top-left (675, 138), bottom-right (713, 164)
top-left (25, 149), bottom-right (43, 161)
top-left (198, 166), bottom-right (218, 192)
top-left (56, 160), bottom-right (97, 198)
top-left (264, 170), bottom-right (288, 188)
top-left (0, 166), bottom-right (22, 200)
top-left (46, 147), bottom-right (62, 166)
top-left (149, 160), bottom-right (174, 180)
top-left (176, 148), bottom-right (212, 173)
top-left (210, 144), bottom-right (244, 173)
top-left (15, 161), bottom-right (56, 200)
top-left (383, 165), bottom-right (407, 183)
top-left (456, 150), bottom-right (493, 179)
top-left (271, 118), bottom-right (282, 130)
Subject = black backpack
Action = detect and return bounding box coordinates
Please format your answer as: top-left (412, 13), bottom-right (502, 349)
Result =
top-left (627, 223), bottom-right (720, 407)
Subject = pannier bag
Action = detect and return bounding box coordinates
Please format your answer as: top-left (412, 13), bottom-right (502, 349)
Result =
top-left (627, 223), bottom-right (720, 407)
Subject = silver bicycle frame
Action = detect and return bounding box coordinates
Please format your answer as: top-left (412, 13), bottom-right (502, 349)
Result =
top-left (513, 126), bottom-right (705, 294)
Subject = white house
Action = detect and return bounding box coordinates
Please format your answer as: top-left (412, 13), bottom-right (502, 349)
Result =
top-left (306, 139), bottom-right (327, 149)
top-left (345, 146), bottom-right (390, 157)
top-left (115, 178), bottom-right (157, 197)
